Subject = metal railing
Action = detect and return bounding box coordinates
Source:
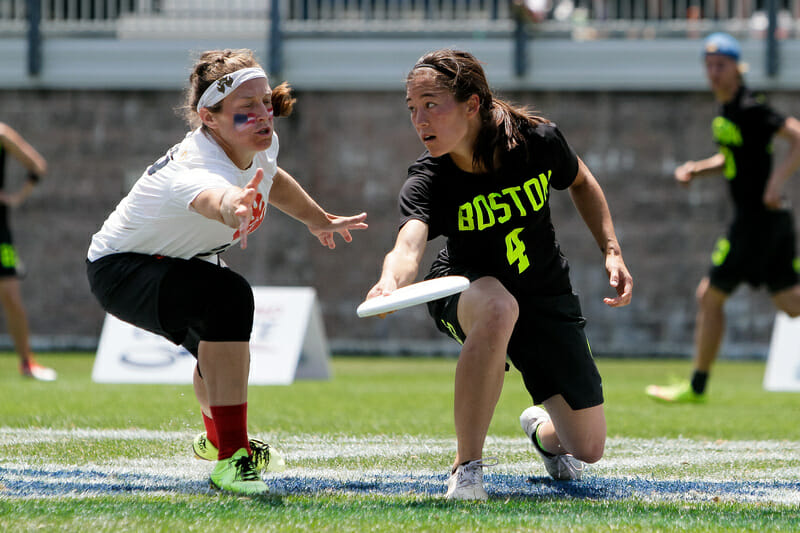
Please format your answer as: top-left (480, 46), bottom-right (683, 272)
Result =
top-left (2, 0), bottom-right (799, 37)
top-left (4, 0), bottom-right (797, 79)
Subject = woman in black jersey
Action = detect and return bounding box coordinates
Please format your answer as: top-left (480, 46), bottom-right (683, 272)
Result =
top-left (365, 49), bottom-right (632, 500)
top-left (646, 33), bottom-right (800, 404)
top-left (0, 122), bottom-right (56, 381)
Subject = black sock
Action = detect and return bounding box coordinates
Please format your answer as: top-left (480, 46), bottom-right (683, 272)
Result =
top-left (533, 425), bottom-right (555, 457)
top-left (691, 371), bottom-right (709, 394)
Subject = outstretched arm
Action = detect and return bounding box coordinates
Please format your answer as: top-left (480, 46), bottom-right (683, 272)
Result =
top-left (674, 153), bottom-right (726, 186)
top-left (268, 166), bottom-right (367, 249)
top-left (0, 123), bottom-right (47, 175)
top-left (191, 169), bottom-right (264, 249)
top-left (568, 158), bottom-right (632, 308)
top-left (367, 219), bottom-right (429, 301)
top-left (764, 116), bottom-right (800, 209)
top-left (0, 123), bottom-right (47, 207)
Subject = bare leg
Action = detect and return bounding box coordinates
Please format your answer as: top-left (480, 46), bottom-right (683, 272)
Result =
top-left (197, 341), bottom-right (249, 406)
top-left (451, 277), bottom-right (517, 470)
top-left (693, 277), bottom-right (728, 373)
top-left (193, 365), bottom-right (210, 417)
top-left (540, 395), bottom-right (606, 464)
top-left (0, 277), bottom-right (34, 363)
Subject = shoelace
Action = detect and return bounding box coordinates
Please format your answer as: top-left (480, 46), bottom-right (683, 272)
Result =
top-left (456, 457), bottom-right (499, 486)
top-left (250, 442), bottom-right (271, 468)
top-left (233, 455), bottom-right (260, 481)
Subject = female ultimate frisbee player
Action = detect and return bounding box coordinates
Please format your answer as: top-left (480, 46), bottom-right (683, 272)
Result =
top-left (87, 49), bottom-right (367, 496)
top-left (366, 49), bottom-right (632, 500)
top-left (646, 33), bottom-right (800, 403)
top-left (0, 122), bottom-right (56, 381)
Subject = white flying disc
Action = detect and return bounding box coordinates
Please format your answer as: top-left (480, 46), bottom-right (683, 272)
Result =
top-left (357, 276), bottom-right (470, 318)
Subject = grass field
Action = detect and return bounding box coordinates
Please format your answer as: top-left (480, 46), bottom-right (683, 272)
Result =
top-left (1, 353), bottom-right (798, 532)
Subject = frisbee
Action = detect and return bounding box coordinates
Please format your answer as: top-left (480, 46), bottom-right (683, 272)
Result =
top-left (357, 276), bottom-right (470, 318)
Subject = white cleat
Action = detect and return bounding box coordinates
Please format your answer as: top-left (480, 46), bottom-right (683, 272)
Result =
top-left (520, 406), bottom-right (583, 481)
top-left (20, 360), bottom-right (57, 382)
top-left (445, 457), bottom-right (498, 501)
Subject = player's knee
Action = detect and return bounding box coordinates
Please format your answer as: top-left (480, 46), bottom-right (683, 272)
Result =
top-left (571, 438), bottom-right (605, 464)
top-left (481, 294), bottom-right (519, 334)
top-left (204, 270), bottom-right (254, 337)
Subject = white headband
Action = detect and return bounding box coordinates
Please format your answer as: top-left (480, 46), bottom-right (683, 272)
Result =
top-left (196, 67), bottom-right (268, 112)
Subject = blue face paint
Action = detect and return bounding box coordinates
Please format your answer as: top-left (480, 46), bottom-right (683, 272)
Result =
top-left (233, 113), bottom-right (256, 130)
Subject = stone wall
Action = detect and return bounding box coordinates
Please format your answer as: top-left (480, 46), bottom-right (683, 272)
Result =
top-left (2, 88), bottom-right (798, 356)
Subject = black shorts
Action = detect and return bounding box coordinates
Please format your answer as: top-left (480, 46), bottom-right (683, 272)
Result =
top-left (709, 210), bottom-right (799, 294)
top-left (0, 225), bottom-right (18, 278)
top-left (86, 253), bottom-right (254, 357)
top-left (428, 275), bottom-right (603, 411)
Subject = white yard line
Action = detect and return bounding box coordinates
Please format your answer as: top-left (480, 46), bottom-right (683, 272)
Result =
top-left (1, 429), bottom-right (798, 504)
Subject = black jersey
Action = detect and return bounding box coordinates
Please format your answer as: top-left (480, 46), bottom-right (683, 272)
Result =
top-left (399, 121), bottom-right (579, 297)
top-left (714, 86), bottom-right (785, 215)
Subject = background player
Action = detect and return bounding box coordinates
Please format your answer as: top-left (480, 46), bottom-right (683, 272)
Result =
top-left (366, 49), bottom-right (632, 500)
top-left (646, 33), bottom-right (800, 403)
top-left (87, 49), bottom-right (367, 495)
top-left (0, 122), bottom-right (56, 381)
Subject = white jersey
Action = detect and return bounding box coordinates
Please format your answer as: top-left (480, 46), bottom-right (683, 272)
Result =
top-left (88, 128), bottom-right (278, 262)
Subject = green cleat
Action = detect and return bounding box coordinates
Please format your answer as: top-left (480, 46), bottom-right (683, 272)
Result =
top-left (193, 433), bottom-right (286, 472)
top-left (209, 448), bottom-right (268, 496)
top-left (646, 381), bottom-right (706, 404)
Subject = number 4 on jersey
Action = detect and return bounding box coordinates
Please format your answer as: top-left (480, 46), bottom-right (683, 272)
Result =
top-left (505, 227), bottom-right (530, 274)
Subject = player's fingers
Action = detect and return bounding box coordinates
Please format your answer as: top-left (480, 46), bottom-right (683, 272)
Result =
top-left (605, 283), bottom-right (632, 307)
top-left (239, 218), bottom-right (249, 249)
top-left (245, 168), bottom-right (264, 191)
top-left (340, 212), bottom-right (368, 229)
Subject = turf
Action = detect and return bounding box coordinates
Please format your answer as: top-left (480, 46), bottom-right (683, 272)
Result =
top-left (1, 353), bottom-right (798, 532)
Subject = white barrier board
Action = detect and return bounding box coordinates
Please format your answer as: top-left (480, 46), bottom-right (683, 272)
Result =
top-left (92, 286), bottom-right (330, 385)
top-left (763, 311), bottom-right (800, 392)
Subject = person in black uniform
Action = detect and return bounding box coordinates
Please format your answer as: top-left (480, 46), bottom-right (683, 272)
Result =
top-left (646, 33), bottom-right (800, 404)
top-left (365, 49), bottom-right (632, 500)
top-left (0, 122), bottom-right (56, 381)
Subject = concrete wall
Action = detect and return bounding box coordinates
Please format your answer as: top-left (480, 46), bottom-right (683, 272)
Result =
top-left (2, 87), bottom-right (799, 357)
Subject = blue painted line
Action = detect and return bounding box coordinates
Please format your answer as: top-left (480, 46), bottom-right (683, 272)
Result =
top-left (2, 466), bottom-right (798, 503)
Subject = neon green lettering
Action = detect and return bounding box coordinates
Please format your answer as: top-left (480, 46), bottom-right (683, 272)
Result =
top-left (712, 237), bottom-right (730, 266)
top-left (501, 186), bottom-right (526, 217)
top-left (440, 319), bottom-right (464, 344)
top-left (489, 192), bottom-right (511, 224)
top-left (539, 169), bottom-right (550, 191)
top-left (458, 202), bottom-right (475, 231)
top-left (505, 227), bottom-right (530, 274)
top-left (712, 117), bottom-right (743, 147)
top-left (474, 195), bottom-right (495, 230)
top-left (523, 174), bottom-right (547, 211)
top-left (719, 147), bottom-right (736, 180)
top-left (0, 244), bottom-right (16, 268)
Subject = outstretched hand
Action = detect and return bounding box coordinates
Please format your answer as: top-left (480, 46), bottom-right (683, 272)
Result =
top-left (308, 212), bottom-right (368, 249)
top-left (236, 169), bottom-right (264, 249)
top-left (603, 253), bottom-right (633, 307)
top-left (674, 162), bottom-right (694, 187)
top-left (364, 278), bottom-right (398, 319)
top-left (219, 169), bottom-right (263, 250)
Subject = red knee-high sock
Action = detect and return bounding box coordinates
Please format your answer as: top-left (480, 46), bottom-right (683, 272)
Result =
top-left (209, 403), bottom-right (250, 460)
top-left (202, 412), bottom-right (219, 449)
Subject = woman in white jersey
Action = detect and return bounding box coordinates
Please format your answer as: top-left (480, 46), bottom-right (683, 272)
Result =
top-left (87, 49), bottom-right (367, 496)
